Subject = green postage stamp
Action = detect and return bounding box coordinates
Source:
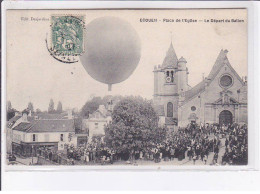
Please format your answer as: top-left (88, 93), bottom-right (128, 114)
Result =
top-left (49, 15), bottom-right (85, 63)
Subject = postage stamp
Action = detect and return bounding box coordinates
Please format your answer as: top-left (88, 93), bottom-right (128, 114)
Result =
top-left (48, 15), bottom-right (85, 63)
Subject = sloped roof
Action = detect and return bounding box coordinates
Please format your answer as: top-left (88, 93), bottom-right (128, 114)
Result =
top-left (8, 115), bottom-right (35, 123)
top-left (161, 42), bottom-right (178, 69)
top-left (183, 80), bottom-right (205, 102)
top-left (178, 56), bottom-right (187, 63)
top-left (12, 122), bottom-right (33, 132)
top-left (34, 112), bottom-right (67, 120)
top-left (207, 49), bottom-right (243, 84)
top-left (8, 116), bottom-right (21, 124)
top-left (182, 49), bottom-right (243, 104)
top-left (207, 49), bottom-right (228, 80)
top-left (7, 115), bottom-right (34, 128)
top-left (89, 109), bottom-right (107, 119)
top-left (89, 104), bottom-right (113, 118)
top-left (13, 119), bottom-right (75, 133)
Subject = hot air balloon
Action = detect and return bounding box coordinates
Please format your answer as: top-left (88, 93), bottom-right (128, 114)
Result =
top-left (79, 16), bottom-right (141, 91)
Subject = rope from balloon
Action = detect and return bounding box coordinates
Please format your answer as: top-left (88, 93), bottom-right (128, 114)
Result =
top-left (108, 84), bottom-right (112, 91)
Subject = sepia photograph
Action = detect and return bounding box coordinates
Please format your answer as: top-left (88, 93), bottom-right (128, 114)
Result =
top-left (4, 8), bottom-right (248, 168)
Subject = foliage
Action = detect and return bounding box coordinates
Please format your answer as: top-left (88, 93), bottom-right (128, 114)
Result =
top-left (7, 101), bottom-right (16, 121)
top-left (80, 97), bottom-right (103, 117)
top-left (36, 108), bottom-right (42, 114)
top-left (74, 117), bottom-right (83, 133)
top-left (56, 101), bottom-right (63, 113)
top-left (48, 99), bottom-right (55, 113)
top-left (7, 101), bottom-right (12, 111)
top-left (7, 109), bottom-right (16, 121)
top-left (27, 102), bottom-right (34, 113)
top-left (104, 96), bottom-right (166, 153)
top-left (80, 95), bottom-right (123, 118)
top-left (92, 135), bottom-right (103, 143)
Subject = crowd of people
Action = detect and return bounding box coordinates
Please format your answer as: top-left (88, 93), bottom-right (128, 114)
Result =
top-left (36, 123), bottom-right (248, 166)
top-left (221, 124), bottom-right (248, 165)
top-left (62, 123), bottom-right (248, 166)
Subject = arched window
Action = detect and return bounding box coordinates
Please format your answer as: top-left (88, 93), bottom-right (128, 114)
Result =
top-left (171, 71), bottom-right (174, 82)
top-left (167, 102), bottom-right (173, 117)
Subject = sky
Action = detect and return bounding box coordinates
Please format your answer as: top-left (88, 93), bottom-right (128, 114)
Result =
top-left (6, 9), bottom-right (247, 111)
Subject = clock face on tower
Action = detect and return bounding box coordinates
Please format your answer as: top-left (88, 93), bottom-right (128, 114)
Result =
top-left (166, 76), bottom-right (172, 83)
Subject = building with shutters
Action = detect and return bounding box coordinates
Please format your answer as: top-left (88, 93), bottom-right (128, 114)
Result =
top-left (82, 103), bottom-right (113, 141)
top-left (153, 42), bottom-right (247, 129)
top-left (8, 110), bottom-right (77, 157)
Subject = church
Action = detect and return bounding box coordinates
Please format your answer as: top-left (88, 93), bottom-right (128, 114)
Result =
top-left (153, 42), bottom-right (247, 129)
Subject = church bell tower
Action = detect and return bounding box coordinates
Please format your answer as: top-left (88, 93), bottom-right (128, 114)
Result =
top-left (153, 41), bottom-right (179, 123)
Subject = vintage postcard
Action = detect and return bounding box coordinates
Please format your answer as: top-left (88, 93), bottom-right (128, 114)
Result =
top-left (4, 8), bottom-right (248, 168)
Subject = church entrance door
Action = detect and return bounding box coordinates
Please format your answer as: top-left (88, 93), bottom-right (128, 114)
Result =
top-left (219, 110), bottom-right (233, 126)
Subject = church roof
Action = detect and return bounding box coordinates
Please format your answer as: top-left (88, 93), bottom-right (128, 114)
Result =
top-left (182, 49), bottom-right (243, 104)
top-left (161, 42), bottom-right (178, 69)
top-left (183, 80), bottom-right (205, 102)
top-left (207, 49), bottom-right (229, 80)
top-left (178, 56), bottom-right (187, 63)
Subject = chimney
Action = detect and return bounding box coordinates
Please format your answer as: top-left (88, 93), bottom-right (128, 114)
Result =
top-left (28, 110), bottom-right (32, 117)
top-left (107, 100), bottom-right (113, 112)
top-left (21, 110), bottom-right (28, 122)
top-left (244, 76), bottom-right (247, 84)
top-left (98, 105), bottom-right (106, 115)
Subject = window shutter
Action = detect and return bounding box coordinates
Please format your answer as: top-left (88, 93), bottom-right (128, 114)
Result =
top-left (31, 134), bottom-right (34, 142)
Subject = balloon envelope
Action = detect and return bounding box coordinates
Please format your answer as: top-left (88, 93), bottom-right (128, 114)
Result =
top-left (80, 17), bottom-right (141, 90)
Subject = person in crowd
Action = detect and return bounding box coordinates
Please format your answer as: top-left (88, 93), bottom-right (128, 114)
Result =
top-left (225, 138), bottom-right (229, 148)
top-left (34, 123), bottom-right (247, 166)
top-left (213, 152), bottom-right (218, 165)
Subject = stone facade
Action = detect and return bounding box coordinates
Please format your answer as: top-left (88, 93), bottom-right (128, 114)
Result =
top-left (82, 105), bottom-right (112, 141)
top-left (154, 42), bottom-right (247, 128)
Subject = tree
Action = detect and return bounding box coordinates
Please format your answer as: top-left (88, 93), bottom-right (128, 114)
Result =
top-left (7, 101), bottom-right (16, 121)
top-left (104, 96), bottom-right (165, 156)
top-left (48, 99), bottom-right (55, 113)
top-left (27, 102), bottom-right (34, 113)
top-left (56, 101), bottom-right (63, 113)
top-left (36, 108), bottom-right (42, 114)
top-left (7, 101), bottom-right (12, 111)
top-left (74, 117), bottom-right (83, 133)
top-left (103, 95), bottom-right (123, 106)
top-left (80, 96), bottom-right (103, 117)
top-left (80, 95), bottom-right (123, 118)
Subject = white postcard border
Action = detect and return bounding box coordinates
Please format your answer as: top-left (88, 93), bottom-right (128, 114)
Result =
top-left (1, 0), bottom-right (259, 190)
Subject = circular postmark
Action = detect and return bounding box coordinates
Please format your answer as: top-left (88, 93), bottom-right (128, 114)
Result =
top-left (46, 15), bottom-right (85, 63)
